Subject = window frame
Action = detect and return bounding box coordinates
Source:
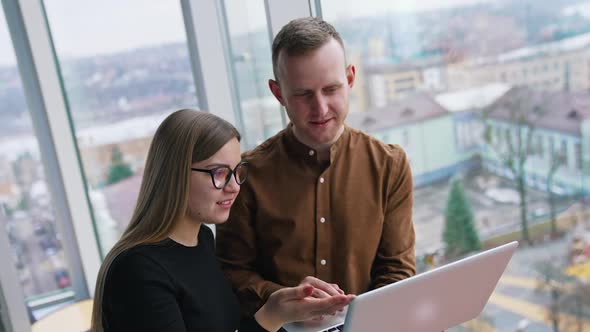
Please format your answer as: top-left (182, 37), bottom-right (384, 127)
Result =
top-left (2, 0), bottom-right (315, 315)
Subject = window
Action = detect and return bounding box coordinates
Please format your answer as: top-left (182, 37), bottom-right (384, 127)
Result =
top-left (560, 139), bottom-right (568, 166)
top-left (43, 0), bottom-right (197, 253)
top-left (0, 6), bottom-right (73, 317)
top-left (575, 142), bottom-right (582, 170)
top-left (394, 77), bottom-right (415, 85)
top-left (456, 121), bottom-right (474, 150)
top-left (537, 135), bottom-right (544, 158)
top-left (319, 0), bottom-right (590, 328)
top-left (402, 129), bottom-right (410, 148)
top-left (504, 127), bottom-right (512, 148)
top-left (221, 0), bottom-right (284, 149)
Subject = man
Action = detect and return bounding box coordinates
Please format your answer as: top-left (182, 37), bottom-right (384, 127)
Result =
top-left (216, 17), bottom-right (415, 317)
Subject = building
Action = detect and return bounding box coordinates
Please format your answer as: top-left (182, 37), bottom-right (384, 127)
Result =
top-left (347, 84), bottom-right (511, 187)
top-left (0, 156), bottom-right (18, 207)
top-left (436, 82), bottom-right (512, 161)
top-left (364, 57), bottom-right (447, 108)
top-left (481, 87), bottom-right (590, 195)
top-left (348, 93), bottom-right (468, 186)
top-left (448, 33), bottom-right (590, 93)
top-left (76, 112), bottom-right (168, 186)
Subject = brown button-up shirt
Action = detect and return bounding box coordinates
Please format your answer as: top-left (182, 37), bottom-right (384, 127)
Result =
top-left (216, 124), bottom-right (415, 316)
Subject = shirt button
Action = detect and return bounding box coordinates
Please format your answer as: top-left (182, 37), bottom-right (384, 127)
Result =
top-left (319, 177), bottom-right (325, 184)
top-left (320, 217), bottom-right (326, 223)
top-left (320, 259), bottom-right (327, 266)
top-left (309, 150), bottom-right (315, 156)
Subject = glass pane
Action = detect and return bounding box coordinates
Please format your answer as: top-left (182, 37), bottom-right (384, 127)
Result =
top-left (223, 0), bottom-right (284, 148)
top-left (321, 1), bottom-right (590, 331)
top-left (0, 6), bottom-right (73, 321)
top-left (43, 0), bottom-right (198, 254)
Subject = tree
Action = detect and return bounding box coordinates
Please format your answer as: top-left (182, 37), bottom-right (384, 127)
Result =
top-left (535, 260), bottom-right (589, 332)
top-left (11, 151), bottom-right (34, 186)
top-left (16, 196), bottom-right (28, 211)
top-left (483, 87), bottom-right (547, 246)
top-left (106, 146), bottom-right (133, 185)
top-left (443, 177), bottom-right (481, 258)
top-left (547, 150), bottom-right (566, 239)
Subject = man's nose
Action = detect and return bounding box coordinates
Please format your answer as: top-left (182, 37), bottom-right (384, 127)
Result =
top-left (311, 94), bottom-right (329, 117)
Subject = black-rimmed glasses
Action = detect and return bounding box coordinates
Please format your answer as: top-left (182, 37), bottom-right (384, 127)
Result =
top-left (191, 161), bottom-right (248, 189)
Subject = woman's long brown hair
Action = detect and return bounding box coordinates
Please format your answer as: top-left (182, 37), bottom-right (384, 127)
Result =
top-left (91, 109), bottom-right (240, 331)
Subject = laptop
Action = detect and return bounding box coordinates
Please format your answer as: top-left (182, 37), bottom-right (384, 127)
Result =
top-left (282, 241), bottom-right (518, 332)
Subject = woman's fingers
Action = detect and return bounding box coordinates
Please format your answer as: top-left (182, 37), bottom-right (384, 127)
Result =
top-left (276, 284), bottom-right (314, 301)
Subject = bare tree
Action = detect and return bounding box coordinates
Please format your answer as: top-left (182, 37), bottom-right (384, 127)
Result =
top-left (536, 261), bottom-right (571, 332)
top-left (483, 87), bottom-right (547, 246)
top-left (547, 150), bottom-right (566, 239)
top-left (536, 260), bottom-right (590, 332)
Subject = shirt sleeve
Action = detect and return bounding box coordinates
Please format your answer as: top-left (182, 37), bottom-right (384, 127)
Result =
top-left (104, 252), bottom-right (186, 332)
top-left (216, 182), bottom-right (284, 317)
top-left (239, 316), bottom-right (270, 332)
top-left (370, 147), bottom-right (416, 289)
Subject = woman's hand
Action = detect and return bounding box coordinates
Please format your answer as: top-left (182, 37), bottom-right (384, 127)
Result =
top-left (254, 284), bottom-right (355, 332)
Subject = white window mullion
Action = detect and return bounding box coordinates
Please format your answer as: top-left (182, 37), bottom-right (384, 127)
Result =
top-left (264, 0), bottom-right (312, 38)
top-left (264, 0), bottom-right (313, 128)
top-left (181, 0), bottom-right (239, 127)
top-left (4, 0), bottom-right (101, 299)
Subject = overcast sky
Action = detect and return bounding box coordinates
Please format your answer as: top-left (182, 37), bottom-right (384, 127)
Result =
top-left (0, 0), bottom-right (494, 67)
top-left (321, 0), bottom-right (494, 20)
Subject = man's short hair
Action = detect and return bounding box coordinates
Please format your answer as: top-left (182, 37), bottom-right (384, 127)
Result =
top-left (271, 17), bottom-right (345, 80)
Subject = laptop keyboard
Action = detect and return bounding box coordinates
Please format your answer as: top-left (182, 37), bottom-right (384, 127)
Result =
top-left (319, 324), bottom-right (344, 331)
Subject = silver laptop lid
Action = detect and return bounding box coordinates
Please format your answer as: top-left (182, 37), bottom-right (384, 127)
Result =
top-left (343, 241), bottom-right (518, 332)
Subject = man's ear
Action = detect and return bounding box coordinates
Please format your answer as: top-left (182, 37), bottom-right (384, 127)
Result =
top-left (346, 64), bottom-right (356, 88)
top-left (269, 79), bottom-right (285, 106)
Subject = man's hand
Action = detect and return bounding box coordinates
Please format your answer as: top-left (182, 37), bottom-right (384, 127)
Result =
top-left (299, 276), bottom-right (348, 319)
top-left (299, 276), bottom-right (344, 298)
top-left (254, 285), bottom-right (355, 332)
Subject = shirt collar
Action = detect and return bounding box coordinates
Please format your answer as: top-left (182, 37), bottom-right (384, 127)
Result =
top-left (283, 123), bottom-right (351, 165)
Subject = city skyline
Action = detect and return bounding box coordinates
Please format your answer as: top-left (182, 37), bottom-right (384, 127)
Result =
top-left (0, 0), bottom-right (515, 67)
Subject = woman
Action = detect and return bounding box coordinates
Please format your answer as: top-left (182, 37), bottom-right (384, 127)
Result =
top-left (91, 109), bottom-right (353, 332)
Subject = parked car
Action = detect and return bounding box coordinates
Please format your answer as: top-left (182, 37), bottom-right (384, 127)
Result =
top-left (54, 268), bottom-right (71, 289)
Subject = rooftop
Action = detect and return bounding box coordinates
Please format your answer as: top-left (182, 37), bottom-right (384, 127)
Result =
top-left (347, 93), bottom-right (449, 132)
top-left (435, 83), bottom-right (511, 112)
top-left (486, 87), bottom-right (590, 135)
top-left (469, 32), bottom-right (590, 67)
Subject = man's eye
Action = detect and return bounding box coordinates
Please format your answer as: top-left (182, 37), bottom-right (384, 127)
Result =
top-left (296, 92), bottom-right (312, 97)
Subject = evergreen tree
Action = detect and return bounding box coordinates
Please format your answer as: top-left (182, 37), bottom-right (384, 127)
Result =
top-left (106, 146), bottom-right (133, 185)
top-left (443, 177), bottom-right (481, 258)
